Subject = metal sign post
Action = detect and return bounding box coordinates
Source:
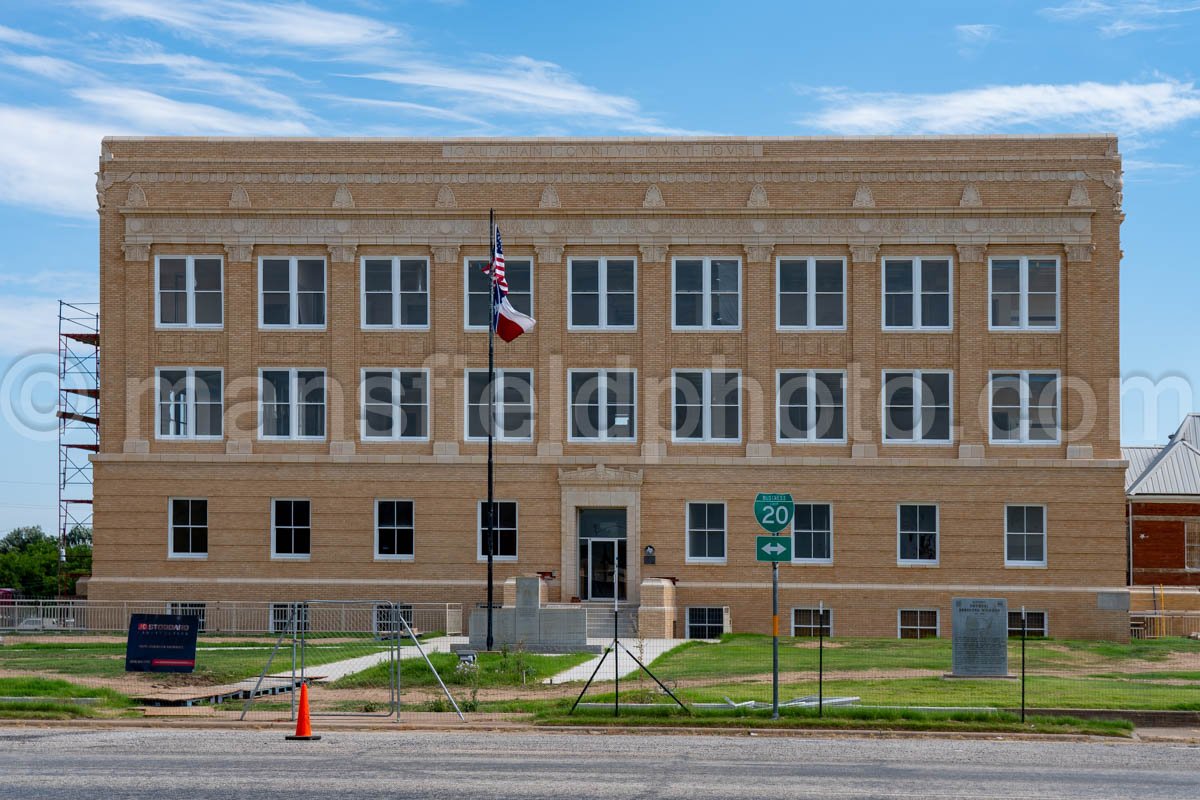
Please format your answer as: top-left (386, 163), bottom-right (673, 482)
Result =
top-left (754, 493), bottom-right (793, 721)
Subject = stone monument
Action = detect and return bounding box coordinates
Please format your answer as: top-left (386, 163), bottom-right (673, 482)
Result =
top-left (950, 597), bottom-right (1010, 677)
top-left (466, 576), bottom-right (598, 653)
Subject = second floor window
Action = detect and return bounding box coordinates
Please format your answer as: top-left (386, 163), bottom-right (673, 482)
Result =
top-left (569, 258), bottom-right (636, 328)
top-left (777, 371), bottom-right (845, 442)
top-left (157, 256), bottom-right (222, 327)
top-left (793, 503), bottom-right (833, 563)
top-left (569, 370), bottom-right (636, 441)
top-left (674, 370), bottom-right (740, 442)
top-left (898, 503), bottom-right (939, 564)
top-left (362, 369), bottom-right (429, 440)
top-left (883, 257), bottom-right (951, 329)
top-left (169, 498), bottom-right (208, 557)
top-left (362, 257), bottom-right (429, 328)
top-left (883, 370), bottom-right (952, 443)
top-left (260, 369), bottom-right (325, 439)
top-left (260, 257), bottom-right (325, 327)
top-left (376, 500), bottom-right (415, 560)
top-left (990, 257), bottom-right (1059, 329)
top-left (466, 258), bottom-right (532, 328)
top-left (478, 500), bottom-right (518, 560)
top-left (686, 502), bottom-right (727, 563)
top-left (157, 368), bottom-right (222, 439)
top-left (990, 371), bottom-right (1059, 443)
top-left (465, 369), bottom-right (533, 441)
top-left (272, 499), bottom-right (311, 558)
top-left (777, 258), bottom-right (845, 329)
top-left (1005, 505), bottom-right (1046, 566)
top-left (673, 257), bottom-right (740, 329)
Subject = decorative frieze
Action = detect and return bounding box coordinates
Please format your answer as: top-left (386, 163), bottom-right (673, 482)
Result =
top-left (435, 185), bottom-right (456, 209)
top-left (332, 185), bottom-right (355, 209)
top-left (1067, 183), bottom-right (1090, 207)
top-left (558, 463), bottom-right (643, 486)
top-left (747, 184), bottom-right (769, 208)
top-left (959, 184), bottom-right (982, 207)
top-left (229, 185), bottom-right (250, 208)
top-left (539, 185), bottom-right (561, 208)
top-left (125, 184), bottom-right (147, 208)
top-left (852, 185), bottom-right (875, 208)
top-left (642, 184), bottom-right (665, 208)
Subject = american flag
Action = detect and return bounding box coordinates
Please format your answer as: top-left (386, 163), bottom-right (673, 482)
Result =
top-left (488, 227), bottom-right (508, 296)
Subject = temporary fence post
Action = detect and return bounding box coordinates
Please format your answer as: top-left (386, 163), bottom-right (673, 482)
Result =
top-left (290, 607), bottom-right (298, 722)
top-left (818, 600), bottom-right (824, 718)
top-left (614, 543), bottom-right (620, 718)
top-left (771, 560), bottom-right (779, 720)
top-left (1020, 605), bottom-right (1027, 723)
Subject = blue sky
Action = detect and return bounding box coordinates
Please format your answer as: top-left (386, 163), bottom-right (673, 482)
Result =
top-left (0, 0), bottom-right (1198, 535)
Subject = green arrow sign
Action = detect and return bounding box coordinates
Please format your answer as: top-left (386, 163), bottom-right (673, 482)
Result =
top-left (754, 493), bottom-right (794, 534)
top-left (756, 535), bottom-right (792, 562)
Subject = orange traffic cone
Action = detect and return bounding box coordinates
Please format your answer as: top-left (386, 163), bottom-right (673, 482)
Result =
top-left (286, 681), bottom-right (321, 741)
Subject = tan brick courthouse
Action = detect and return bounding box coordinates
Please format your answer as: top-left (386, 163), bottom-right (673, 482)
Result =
top-left (90, 136), bottom-right (1130, 639)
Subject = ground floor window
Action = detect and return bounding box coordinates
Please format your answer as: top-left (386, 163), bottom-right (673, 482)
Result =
top-left (686, 606), bottom-right (726, 639)
top-left (478, 501), bottom-right (518, 560)
top-left (375, 500), bottom-right (414, 560)
top-left (167, 601), bottom-right (207, 632)
top-left (1008, 610), bottom-right (1047, 638)
top-left (270, 603), bottom-right (309, 633)
top-left (169, 498), bottom-right (208, 557)
top-left (792, 607), bottom-right (831, 637)
top-left (272, 499), bottom-right (311, 558)
top-left (1187, 523), bottom-right (1200, 570)
top-left (898, 608), bottom-right (939, 639)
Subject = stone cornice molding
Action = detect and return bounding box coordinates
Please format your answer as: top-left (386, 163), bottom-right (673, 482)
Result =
top-left (558, 463), bottom-right (643, 487)
top-left (123, 213), bottom-right (1093, 250)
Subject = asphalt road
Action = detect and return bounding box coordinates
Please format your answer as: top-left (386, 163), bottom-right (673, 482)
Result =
top-left (0, 728), bottom-right (1197, 799)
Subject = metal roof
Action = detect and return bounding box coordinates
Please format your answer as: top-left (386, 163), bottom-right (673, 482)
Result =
top-left (1125, 414), bottom-right (1200, 497)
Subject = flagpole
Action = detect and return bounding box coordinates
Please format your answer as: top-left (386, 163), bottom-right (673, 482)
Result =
top-left (486, 208), bottom-right (496, 653)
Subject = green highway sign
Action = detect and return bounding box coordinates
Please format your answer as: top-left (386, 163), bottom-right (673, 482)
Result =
top-left (756, 535), bottom-right (792, 562)
top-left (754, 493), bottom-right (794, 533)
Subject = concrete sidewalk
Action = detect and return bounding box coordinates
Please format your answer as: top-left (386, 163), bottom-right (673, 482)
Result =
top-left (544, 639), bottom-right (688, 684)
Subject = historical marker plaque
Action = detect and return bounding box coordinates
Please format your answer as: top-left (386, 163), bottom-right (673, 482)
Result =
top-left (951, 598), bottom-right (1009, 677)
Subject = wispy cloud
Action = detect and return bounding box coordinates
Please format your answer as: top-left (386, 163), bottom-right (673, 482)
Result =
top-left (0, 105), bottom-right (113, 217)
top-left (0, 53), bottom-right (89, 82)
top-left (800, 79), bottom-right (1200, 136)
top-left (0, 23), bottom-right (52, 48)
top-left (954, 23), bottom-right (998, 56)
top-left (72, 0), bottom-right (405, 48)
top-left (321, 95), bottom-right (489, 127)
top-left (1041, 1), bottom-right (1200, 36)
top-left (72, 87), bottom-right (311, 135)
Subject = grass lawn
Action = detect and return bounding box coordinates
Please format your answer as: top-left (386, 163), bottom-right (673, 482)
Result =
top-left (535, 704), bottom-right (1133, 737)
top-left (330, 650), bottom-right (594, 690)
top-left (0, 637), bottom-right (395, 685)
top-left (0, 676), bottom-right (135, 719)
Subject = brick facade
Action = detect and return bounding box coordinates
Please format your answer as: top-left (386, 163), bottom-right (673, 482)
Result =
top-left (91, 136), bottom-right (1129, 640)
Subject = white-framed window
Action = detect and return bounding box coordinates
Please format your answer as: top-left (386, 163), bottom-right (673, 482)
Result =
top-left (1188, 523), bottom-right (1200, 571)
top-left (898, 608), bottom-right (939, 639)
top-left (167, 602), bottom-right (207, 632)
top-left (686, 501), bottom-right (727, 563)
top-left (883, 370), bottom-right (953, 443)
top-left (686, 606), bottom-right (726, 639)
top-left (271, 499), bottom-right (311, 559)
top-left (156, 368), bottom-right (223, 440)
top-left (375, 500), bottom-right (415, 561)
top-left (777, 370), bottom-right (846, 443)
top-left (792, 607), bottom-right (832, 637)
top-left (672, 256), bottom-right (741, 329)
top-left (1005, 504), bottom-right (1047, 566)
top-left (168, 498), bottom-right (208, 558)
top-left (477, 500), bottom-right (518, 561)
top-left (361, 256), bottom-right (429, 328)
top-left (1008, 610), bottom-right (1048, 638)
top-left (792, 503), bottom-right (833, 564)
top-left (361, 369), bottom-right (429, 440)
top-left (464, 369), bottom-right (534, 441)
top-left (465, 257), bottom-right (533, 329)
top-left (673, 370), bottom-right (740, 442)
top-left (882, 257), bottom-right (952, 330)
top-left (777, 257), bottom-right (845, 329)
top-left (898, 503), bottom-right (939, 565)
top-left (259, 369), bottom-right (326, 440)
top-left (568, 369), bottom-right (636, 441)
top-left (156, 255), bottom-right (223, 328)
top-left (259, 256), bottom-right (326, 328)
top-left (990, 256), bottom-right (1059, 330)
top-left (568, 257), bottom-right (636, 329)
top-left (989, 371), bottom-right (1060, 444)
top-left (270, 602), bottom-right (309, 633)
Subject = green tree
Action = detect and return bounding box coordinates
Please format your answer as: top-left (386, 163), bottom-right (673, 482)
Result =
top-left (0, 525), bottom-right (92, 597)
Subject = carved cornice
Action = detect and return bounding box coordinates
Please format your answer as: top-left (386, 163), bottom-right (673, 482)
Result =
top-left (849, 244), bottom-right (879, 264)
top-left (1065, 243), bottom-right (1094, 262)
top-left (639, 244), bottom-right (667, 264)
top-left (430, 245), bottom-right (459, 265)
top-left (224, 243), bottom-right (253, 262)
top-left (558, 463), bottom-right (643, 487)
top-left (328, 244), bottom-right (357, 263)
top-left (535, 244), bottom-right (563, 264)
top-left (744, 244), bottom-right (774, 263)
top-left (955, 244), bottom-right (987, 263)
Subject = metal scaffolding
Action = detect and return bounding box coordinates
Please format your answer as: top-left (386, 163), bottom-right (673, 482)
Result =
top-left (57, 301), bottom-right (99, 598)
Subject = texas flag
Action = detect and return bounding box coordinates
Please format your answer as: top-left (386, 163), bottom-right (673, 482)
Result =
top-left (488, 228), bottom-right (536, 342)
